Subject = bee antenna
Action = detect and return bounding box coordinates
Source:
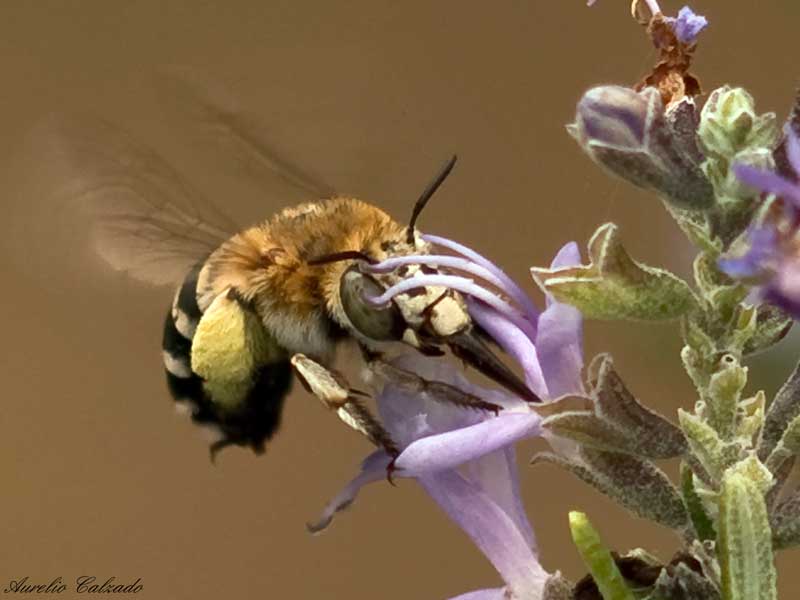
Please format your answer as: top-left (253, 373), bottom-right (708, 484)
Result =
top-left (406, 154), bottom-right (458, 244)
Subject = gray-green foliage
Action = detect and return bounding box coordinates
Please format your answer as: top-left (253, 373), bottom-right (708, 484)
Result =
top-left (549, 77), bottom-right (800, 600)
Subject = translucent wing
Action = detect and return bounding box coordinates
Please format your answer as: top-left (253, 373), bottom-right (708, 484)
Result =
top-left (156, 65), bottom-right (336, 200)
top-left (9, 114), bottom-right (239, 287)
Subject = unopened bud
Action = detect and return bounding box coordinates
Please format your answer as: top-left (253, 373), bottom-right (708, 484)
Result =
top-left (571, 85), bottom-right (714, 210)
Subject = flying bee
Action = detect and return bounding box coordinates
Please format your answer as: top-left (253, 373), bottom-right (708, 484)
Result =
top-left (20, 70), bottom-right (540, 464)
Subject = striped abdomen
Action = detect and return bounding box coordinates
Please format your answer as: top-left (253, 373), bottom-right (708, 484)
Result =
top-left (161, 262), bottom-right (292, 459)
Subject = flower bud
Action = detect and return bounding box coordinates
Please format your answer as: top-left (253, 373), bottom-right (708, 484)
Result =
top-left (699, 86), bottom-right (779, 159)
top-left (571, 85), bottom-right (714, 210)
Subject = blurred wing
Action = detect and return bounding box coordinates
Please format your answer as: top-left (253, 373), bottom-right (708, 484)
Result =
top-left (156, 65), bottom-right (336, 199)
top-left (15, 114), bottom-right (239, 286)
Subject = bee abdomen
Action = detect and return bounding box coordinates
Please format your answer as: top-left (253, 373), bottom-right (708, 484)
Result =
top-left (162, 261), bottom-right (204, 394)
top-left (170, 262), bottom-right (204, 340)
top-left (161, 263), bottom-right (293, 457)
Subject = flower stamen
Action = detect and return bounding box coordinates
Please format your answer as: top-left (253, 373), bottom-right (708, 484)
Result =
top-left (365, 273), bottom-right (537, 340)
top-left (365, 254), bottom-right (532, 315)
top-left (422, 234), bottom-right (541, 322)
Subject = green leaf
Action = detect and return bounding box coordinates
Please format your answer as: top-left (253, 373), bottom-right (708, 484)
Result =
top-left (569, 512), bottom-right (636, 600)
top-left (542, 355), bottom-right (686, 460)
top-left (681, 463), bottom-right (716, 542)
top-left (679, 409), bottom-right (740, 481)
top-left (717, 471), bottom-right (777, 600)
top-left (764, 413), bottom-right (800, 475)
top-left (649, 563), bottom-right (721, 600)
top-left (592, 355), bottom-right (687, 458)
top-left (743, 306), bottom-right (792, 356)
top-left (532, 223), bottom-right (697, 321)
top-left (759, 360), bottom-right (800, 462)
top-left (771, 489), bottom-right (800, 550)
top-left (533, 449), bottom-right (688, 531)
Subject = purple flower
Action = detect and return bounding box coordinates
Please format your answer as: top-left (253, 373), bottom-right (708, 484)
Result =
top-left (586, 1), bottom-right (708, 45)
top-left (309, 240), bottom-right (584, 599)
top-left (721, 127), bottom-right (800, 314)
top-left (734, 127), bottom-right (800, 206)
top-left (666, 6), bottom-right (709, 45)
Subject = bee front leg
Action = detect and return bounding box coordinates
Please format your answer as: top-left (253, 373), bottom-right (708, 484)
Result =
top-left (290, 354), bottom-right (400, 462)
top-left (366, 357), bottom-right (504, 415)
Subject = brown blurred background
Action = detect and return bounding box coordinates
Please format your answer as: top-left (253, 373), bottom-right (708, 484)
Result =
top-left (1, 1), bottom-right (799, 598)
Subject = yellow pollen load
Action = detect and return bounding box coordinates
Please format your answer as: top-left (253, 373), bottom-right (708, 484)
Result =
top-left (190, 289), bottom-right (279, 410)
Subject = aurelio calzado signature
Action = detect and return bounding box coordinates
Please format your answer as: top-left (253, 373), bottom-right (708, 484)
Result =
top-left (4, 577), bottom-right (143, 594)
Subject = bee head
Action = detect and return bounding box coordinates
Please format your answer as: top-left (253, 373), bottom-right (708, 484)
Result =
top-left (313, 155), bottom-right (541, 403)
top-left (338, 260), bottom-right (540, 404)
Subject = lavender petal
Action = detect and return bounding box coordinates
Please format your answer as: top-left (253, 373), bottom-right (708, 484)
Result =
top-left (549, 241), bottom-right (581, 271)
top-left (786, 128), bottom-right (800, 176)
top-left (448, 588), bottom-right (507, 600)
top-left (733, 164), bottom-right (800, 206)
top-left (718, 226), bottom-right (778, 279)
top-left (467, 299), bottom-right (548, 397)
top-left (420, 470), bottom-right (549, 595)
top-left (307, 450), bottom-right (393, 534)
top-left (671, 6), bottom-right (708, 44)
top-left (535, 301), bottom-right (585, 397)
top-left (465, 446), bottom-right (538, 552)
top-left (395, 413), bottom-right (543, 476)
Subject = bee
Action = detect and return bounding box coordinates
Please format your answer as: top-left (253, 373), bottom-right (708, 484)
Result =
top-left (21, 70), bottom-right (539, 463)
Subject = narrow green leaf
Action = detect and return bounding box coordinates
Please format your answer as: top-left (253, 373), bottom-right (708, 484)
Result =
top-left (771, 489), bottom-right (800, 550)
top-left (679, 409), bottom-right (739, 481)
top-left (569, 512), bottom-right (636, 600)
top-left (681, 463), bottom-right (716, 542)
top-left (718, 472), bottom-right (777, 600)
top-left (759, 360), bottom-right (800, 461)
top-left (534, 451), bottom-right (688, 531)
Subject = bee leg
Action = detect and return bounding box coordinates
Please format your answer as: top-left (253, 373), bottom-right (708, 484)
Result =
top-left (290, 354), bottom-right (401, 481)
top-left (208, 438), bottom-right (235, 464)
top-left (366, 358), bottom-right (504, 416)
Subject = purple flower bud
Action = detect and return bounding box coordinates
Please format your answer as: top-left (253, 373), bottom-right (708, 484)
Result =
top-left (571, 85), bottom-right (714, 210)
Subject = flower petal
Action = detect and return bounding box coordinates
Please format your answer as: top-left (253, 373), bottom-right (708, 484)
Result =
top-left (718, 226), bottom-right (778, 279)
top-left (671, 6), bottom-right (708, 44)
top-left (550, 241), bottom-right (581, 270)
top-left (535, 301), bottom-right (584, 397)
top-left (419, 470), bottom-right (549, 595)
top-left (307, 450), bottom-right (392, 534)
top-left (395, 413), bottom-right (542, 475)
top-left (543, 242), bottom-right (582, 309)
top-left (465, 446), bottom-right (538, 552)
top-left (375, 354), bottom-right (488, 447)
top-left (448, 588), bottom-right (508, 600)
top-left (733, 164), bottom-right (800, 206)
top-left (467, 299), bottom-right (548, 397)
top-left (786, 128), bottom-right (800, 177)
top-left (765, 260), bottom-right (800, 318)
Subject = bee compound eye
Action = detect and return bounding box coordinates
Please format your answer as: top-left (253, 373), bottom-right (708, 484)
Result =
top-left (339, 267), bottom-right (405, 341)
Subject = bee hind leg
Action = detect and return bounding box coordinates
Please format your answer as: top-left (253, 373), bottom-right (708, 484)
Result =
top-left (290, 354), bottom-right (401, 482)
